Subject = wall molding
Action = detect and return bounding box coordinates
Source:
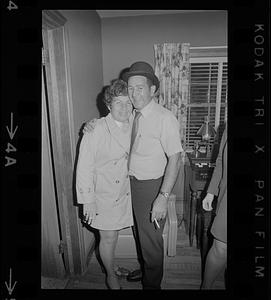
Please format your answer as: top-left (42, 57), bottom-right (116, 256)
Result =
top-left (42, 10), bottom-right (67, 30)
top-left (190, 46), bottom-right (227, 58)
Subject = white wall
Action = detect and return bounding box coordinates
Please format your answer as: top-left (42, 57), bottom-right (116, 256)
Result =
top-left (101, 11), bottom-right (227, 85)
top-left (59, 10), bottom-right (104, 138)
top-left (59, 9), bottom-right (104, 261)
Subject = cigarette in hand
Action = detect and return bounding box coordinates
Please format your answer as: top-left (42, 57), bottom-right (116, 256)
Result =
top-left (154, 218), bottom-right (160, 229)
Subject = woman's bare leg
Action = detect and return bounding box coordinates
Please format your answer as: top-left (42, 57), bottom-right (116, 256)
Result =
top-left (99, 230), bottom-right (120, 289)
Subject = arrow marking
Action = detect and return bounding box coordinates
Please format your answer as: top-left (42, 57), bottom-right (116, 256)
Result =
top-left (6, 112), bottom-right (18, 140)
top-left (5, 268), bottom-right (17, 295)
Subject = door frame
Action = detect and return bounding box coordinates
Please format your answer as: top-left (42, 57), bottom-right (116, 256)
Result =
top-left (42, 10), bottom-right (86, 276)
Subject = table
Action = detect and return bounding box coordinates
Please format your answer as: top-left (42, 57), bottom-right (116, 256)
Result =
top-left (184, 152), bottom-right (216, 263)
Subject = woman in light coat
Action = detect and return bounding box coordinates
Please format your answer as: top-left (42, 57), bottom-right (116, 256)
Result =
top-left (76, 80), bottom-right (133, 289)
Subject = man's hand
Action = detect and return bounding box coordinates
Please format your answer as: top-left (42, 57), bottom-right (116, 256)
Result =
top-left (151, 194), bottom-right (168, 223)
top-left (83, 202), bottom-right (98, 225)
top-left (202, 193), bottom-right (214, 211)
top-left (83, 118), bottom-right (98, 134)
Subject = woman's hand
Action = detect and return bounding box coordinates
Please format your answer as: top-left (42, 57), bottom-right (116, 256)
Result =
top-left (202, 193), bottom-right (215, 211)
top-left (83, 202), bottom-right (98, 225)
top-left (83, 118), bottom-right (98, 134)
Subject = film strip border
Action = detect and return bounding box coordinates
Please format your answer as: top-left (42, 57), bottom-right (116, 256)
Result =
top-left (0, 1), bottom-right (270, 298)
top-left (228, 1), bottom-right (269, 298)
top-left (1, 1), bottom-right (40, 299)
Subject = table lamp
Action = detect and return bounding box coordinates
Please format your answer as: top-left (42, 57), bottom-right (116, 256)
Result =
top-left (196, 116), bottom-right (216, 156)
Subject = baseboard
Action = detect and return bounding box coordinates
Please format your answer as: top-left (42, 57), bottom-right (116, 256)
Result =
top-left (41, 276), bottom-right (69, 289)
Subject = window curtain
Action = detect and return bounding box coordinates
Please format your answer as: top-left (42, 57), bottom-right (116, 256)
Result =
top-left (154, 43), bottom-right (190, 148)
top-left (154, 43), bottom-right (190, 220)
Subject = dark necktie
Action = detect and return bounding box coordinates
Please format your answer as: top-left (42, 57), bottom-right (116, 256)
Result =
top-left (130, 110), bottom-right (141, 153)
top-left (128, 111), bottom-right (141, 169)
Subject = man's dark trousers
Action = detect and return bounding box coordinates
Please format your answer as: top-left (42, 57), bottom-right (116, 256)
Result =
top-left (130, 176), bottom-right (166, 289)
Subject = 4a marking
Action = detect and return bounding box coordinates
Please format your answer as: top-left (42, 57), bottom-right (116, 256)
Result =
top-left (5, 268), bottom-right (17, 296)
top-left (5, 113), bottom-right (18, 167)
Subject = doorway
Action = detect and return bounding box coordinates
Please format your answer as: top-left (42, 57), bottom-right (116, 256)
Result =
top-left (41, 10), bottom-right (87, 278)
top-left (42, 60), bottom-right (66, 277)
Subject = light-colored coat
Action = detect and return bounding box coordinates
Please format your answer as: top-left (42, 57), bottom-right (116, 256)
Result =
top-left (76, 113), bottom-right (133, 230)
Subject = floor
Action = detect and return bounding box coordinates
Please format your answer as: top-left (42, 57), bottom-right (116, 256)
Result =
top-left (42, 204), bottom-right (225, 290)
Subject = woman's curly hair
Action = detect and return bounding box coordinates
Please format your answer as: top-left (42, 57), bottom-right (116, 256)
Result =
top-left (103, 79), bottom-right (128, 107)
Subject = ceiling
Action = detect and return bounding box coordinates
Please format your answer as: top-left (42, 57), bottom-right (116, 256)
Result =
top-left (96, 10), bottom-right (216, 18)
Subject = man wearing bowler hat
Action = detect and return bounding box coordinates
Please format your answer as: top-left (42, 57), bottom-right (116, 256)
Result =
top-left (122, 61), bottom-right (183, 289)
top-left (83, 61), bottom-right (183, 289)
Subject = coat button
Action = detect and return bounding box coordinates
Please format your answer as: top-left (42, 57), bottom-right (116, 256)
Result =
top-left (126, 192), bottom-right (129, 196)
top-left (116, 180), bottom-right (120, 184)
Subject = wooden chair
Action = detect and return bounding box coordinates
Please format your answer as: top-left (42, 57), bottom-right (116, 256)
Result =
top-left (115, 194), bottom-right (178, 258)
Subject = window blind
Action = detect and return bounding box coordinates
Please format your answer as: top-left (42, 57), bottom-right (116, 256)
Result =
top-left (186, 56), bottom-right (227, 149)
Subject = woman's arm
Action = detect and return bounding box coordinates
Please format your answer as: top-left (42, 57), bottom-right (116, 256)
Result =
top-left (76, 131), bottom-right (97, 204)
top-left (76, 129), bottom-right (99, 224)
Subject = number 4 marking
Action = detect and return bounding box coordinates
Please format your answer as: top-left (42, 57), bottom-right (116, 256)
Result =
top-left (7, 0), bottom-right (18, 10)
top-left (6, 143), bottom-right (17, 153)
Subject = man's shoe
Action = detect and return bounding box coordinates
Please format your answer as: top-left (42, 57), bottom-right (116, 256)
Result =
top-left (126, 269), bottom-right (142, 282)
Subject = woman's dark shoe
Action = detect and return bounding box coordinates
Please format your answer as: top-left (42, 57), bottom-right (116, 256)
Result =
top-left (126, 269), bottom-right (142, 282)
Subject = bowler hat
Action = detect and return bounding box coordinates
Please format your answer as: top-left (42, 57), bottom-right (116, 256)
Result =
top-left (122, 61), bottom-right (159, 92)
